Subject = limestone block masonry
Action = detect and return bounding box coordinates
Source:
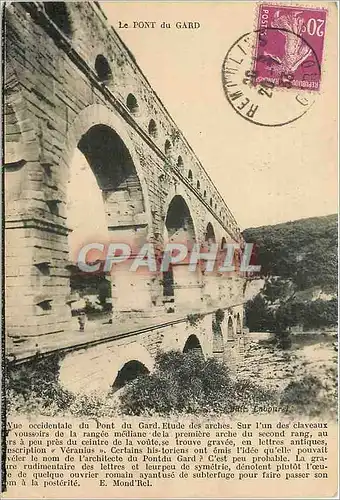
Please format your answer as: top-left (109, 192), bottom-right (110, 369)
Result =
top-left (4, 2), bottom-right (247, 382)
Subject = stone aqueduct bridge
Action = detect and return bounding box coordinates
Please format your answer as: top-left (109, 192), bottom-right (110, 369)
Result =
top-left (5, 2), bottom-right (246, 394)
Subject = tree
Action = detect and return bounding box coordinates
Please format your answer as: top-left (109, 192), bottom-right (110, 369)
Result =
top-left (262, 277), bottom-right (293, 303)
top-left (245, 295), bottom-right (275, 332)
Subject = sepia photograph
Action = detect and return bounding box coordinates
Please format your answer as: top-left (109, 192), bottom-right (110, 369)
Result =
top-left (1, 1), bottom-right (338, 498)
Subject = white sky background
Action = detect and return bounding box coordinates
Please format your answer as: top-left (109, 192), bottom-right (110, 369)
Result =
top-left (99, 2), bottom-right (338, 229)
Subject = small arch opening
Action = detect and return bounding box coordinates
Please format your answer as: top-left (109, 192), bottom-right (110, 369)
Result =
top-left (36, 299), bottom-right (52, 311)
top-left (212, 314), bottom-right (224, 355)
top-left (163, 195), bottom-right (197, 307)
top-left (177, 156), bottom-right (184, 169)
top-left (218, 237), bottom-right (227, 269)
top-left (165, 195), bottom-right (196, 241)
top-left (234, 248), bottom-right (242, 271)
top-left (165, 139), bottom-right (172, 155)
top-left (113, 360), bottom-right (149, 390)
top-left (162, 265), bottom-right (175, 298)
top-left (148, 119), bottom-right (157, 138)
top-left (183, 335), bottom-right (204, 357)
top-left (188, 169), bottom-right (193, 182)
top-left (196, 180), bottom-right (201, 190)
top-left (43, 2), bottom-right (72, 36)
top-left (236, 313), bottom-right (242, 334)
top-left (126, 93), bottom-right (139, 114)
top-left (95, 55), bottom-right (112, 84)
top-left (203, 190), bottom-right (207, 198)
top-left (209, 198), bottom-right (213, 207)
top-left (205, 222), bottom-right (216, 252)
top-left (227, 316), bottom-right (234, 338)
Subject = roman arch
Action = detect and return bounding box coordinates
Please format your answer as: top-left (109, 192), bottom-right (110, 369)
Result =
top-left (162, 193), bottom-right (202, 312)
top-left (65, 105), bottom-right (154, 316)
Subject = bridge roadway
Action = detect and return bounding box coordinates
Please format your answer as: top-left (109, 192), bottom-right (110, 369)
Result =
top-left (6, 303), bottom-right (245, 365)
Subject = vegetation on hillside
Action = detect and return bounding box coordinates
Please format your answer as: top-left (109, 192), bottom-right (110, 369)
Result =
top-left (243, 214), bottom-right (337, 292)
top-left (243, 215), bottom-right (338, 333)
top-left (246, 290), bottom-right (338, 335)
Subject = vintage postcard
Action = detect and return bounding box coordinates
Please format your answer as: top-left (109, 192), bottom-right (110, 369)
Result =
top-left (1, 1), bottom-right (338, 498)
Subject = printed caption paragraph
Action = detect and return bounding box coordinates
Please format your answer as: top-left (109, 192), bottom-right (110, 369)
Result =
top-left (5, 416), bottom-right (336, 496)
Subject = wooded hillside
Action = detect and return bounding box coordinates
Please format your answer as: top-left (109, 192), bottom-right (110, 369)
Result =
top-left (243, 214), bottom-right (337, 293)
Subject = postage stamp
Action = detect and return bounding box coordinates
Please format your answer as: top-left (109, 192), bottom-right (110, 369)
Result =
top-left (253, 3), bottom-right (327, 91)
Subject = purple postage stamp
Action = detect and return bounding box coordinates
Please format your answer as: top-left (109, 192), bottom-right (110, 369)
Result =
top-left (253, 3), bottom-right (327, 91)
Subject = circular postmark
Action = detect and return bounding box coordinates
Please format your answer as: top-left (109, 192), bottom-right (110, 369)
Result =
top-left (222, 28), bottom-right (321, 127)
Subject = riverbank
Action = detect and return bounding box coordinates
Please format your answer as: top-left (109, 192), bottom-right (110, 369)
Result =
top-left (236, 331), bottom-right (338, 418)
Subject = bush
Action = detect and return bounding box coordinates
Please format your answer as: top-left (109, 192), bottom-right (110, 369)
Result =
top-left (119, 350), bottom-right (277, 416)
top-left (215, 309), bottom-right (225, 323)
top-left (246, 293), bottom-right (337, 337)
top-left (303, 298), bottom-right (338, 329)
top-left (245, 295), bottom-right (275, 332)
top-left (6, 354), bottom-right (74, 416)
top-left (274, 331), bottom-right (292, 350)
top-left (186, 313), bottom-right (204, 326)
top-left (84, 300), bottom-right (102, 315)
top-left (68, 392), bottom-right (119, 418)
top-left (6, 354), bottom-right (121, 418)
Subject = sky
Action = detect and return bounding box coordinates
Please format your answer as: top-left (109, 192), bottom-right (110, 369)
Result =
top-left (99, 2), bottom-right (338, 229)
